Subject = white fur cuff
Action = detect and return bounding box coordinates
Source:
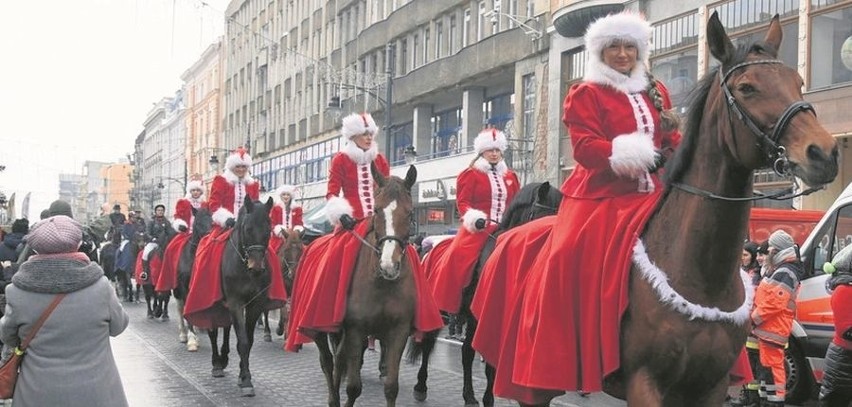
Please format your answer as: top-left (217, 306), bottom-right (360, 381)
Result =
top-left (462, 209), bottom-right (488, 233)
top-left (173, 218), bottom-right (188, 231)
top-left (273, 224), bottom-right (286, 236)
top-left (212, 207), bottom-right (235, 227)
top-left (610, 133), bottom-right (657, 179)
top-left (325, 196), bottom-right (354, 225)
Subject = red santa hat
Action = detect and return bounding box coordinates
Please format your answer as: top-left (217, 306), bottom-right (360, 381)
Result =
top-left (473, 128), bottom-right (508, 155)
top-left (225, 146), bottom-right (253, 171)
top-left (584, 12), bottom-right (652, 64)
top-left (341, 112), bottom-right (379, 139)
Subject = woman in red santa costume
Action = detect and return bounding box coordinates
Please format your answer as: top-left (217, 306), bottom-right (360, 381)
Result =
top-left (285, 112), bottom-right (442, 352)
top-left (471, 12), bottom-right (683, 404)
top-left (183, 147), bottom-right (287, 329)
top-left (268, 184), bottom-right (303, 253)
top-left (156, 179), bottom-right (206, 293)
top-left (425, 128), bottom-right (519, 314)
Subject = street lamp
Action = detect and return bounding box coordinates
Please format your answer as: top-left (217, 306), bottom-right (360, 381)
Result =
top-left (484, 7), bottom-right (543, 40)
top-left (403, 146), bottom-right (417, 165)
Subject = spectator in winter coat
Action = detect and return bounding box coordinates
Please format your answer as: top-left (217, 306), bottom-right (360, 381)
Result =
top-left (818, 245), bottom-right (852, 406)
top-left (0, 218), bottom-right (29, 263)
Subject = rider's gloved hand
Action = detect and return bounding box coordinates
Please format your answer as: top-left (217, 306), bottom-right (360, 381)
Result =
top-left (225, 218), bottom-right (236, 228)
top-left (178, 225), bottom-right (188, 233)
top-left (339, 214), bottom-right (357, 231)
top-left (474, 218), bottom-right (487, 230)
top-left (648, 149), bottom-right (667, 174)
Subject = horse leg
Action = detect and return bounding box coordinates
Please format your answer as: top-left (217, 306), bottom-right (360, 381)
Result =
top-left (144, 286), bottom-right (155, 318)
top-left (277, 303), bottom-right (288, 337)
top-left (315, 333), bottom-right (340, 407)
top-left (177, 299), bottom-right (188, 343)
top-left (483, 363), bottom-right (496, 407)
top-left (233, 303), bottom-right (261, 396)
top-left (412, 332), bottom-right (437, 402)
top-left (208, 328), bottom-right (225, 377)
top-left (687, 376), bottom-right (730, 407)
top-left (625, 368), bottom-right (663, 406)
top-left (379, 324), bottom-right (410, 407)
top-left (341, 329), bottom-right (366, 407)
top-left (220, 325), bottom-right (231, 370)
top-left (462, 318), bottom-right (479, 406)
top-left (178, 299), bottom-right (199, 351)
top-left (262, 310), bottom-right (272, 342)
top-left (160, 292), bottom-right (170, 320)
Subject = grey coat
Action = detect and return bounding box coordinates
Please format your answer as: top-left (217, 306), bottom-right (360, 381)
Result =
top-left (0, 256), bottom-right (129, 407)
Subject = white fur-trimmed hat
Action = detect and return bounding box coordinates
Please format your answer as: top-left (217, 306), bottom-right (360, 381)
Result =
top-left (341, 112), bottom-right (379, 139)
top-left (186, 180), bottom-right (205, 195)
top-left (585, 12), bottom-right (652, 63)
top-left (474, 128), bottom-right (508, 155)
top-left (225, 146), bottom-right (252, 171)
top-left (277, 184), bottom-right (296, 196)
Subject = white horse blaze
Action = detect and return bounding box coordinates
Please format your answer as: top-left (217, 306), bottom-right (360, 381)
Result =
top-left (380, 200), bottom-right (398, 272)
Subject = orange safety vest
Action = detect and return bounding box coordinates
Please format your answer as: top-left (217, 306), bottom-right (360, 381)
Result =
top-left (751, 266), bottom-right (799, 346)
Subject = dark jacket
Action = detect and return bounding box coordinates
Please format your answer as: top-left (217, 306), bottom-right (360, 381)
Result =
top-left (0, 232), bottom-right (25, 263)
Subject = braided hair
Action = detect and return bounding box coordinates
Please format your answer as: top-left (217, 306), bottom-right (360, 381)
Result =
top-left (646, 72), bottom-right (681, 133)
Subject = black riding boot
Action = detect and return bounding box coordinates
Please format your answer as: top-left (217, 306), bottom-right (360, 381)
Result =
top-left (730, 388), bottom-right (759, 407)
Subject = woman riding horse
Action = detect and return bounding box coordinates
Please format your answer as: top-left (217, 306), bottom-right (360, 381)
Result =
top-left (426, 128), bottom-right (520, 315)
top-left (473, 12), bottom-right (682, 403)
top-left (156, 179), bottom-right (207, 295)
top-left (268, 184), bottom-right (303, 253)
top-left (285, 112), bottom-right (442, 353)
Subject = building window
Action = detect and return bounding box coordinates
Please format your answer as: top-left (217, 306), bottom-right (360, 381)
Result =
top-left (400, 38), bottom-right (408, 75)
top-left (412, 34), bottom-right (419, 68)
top-left (650, 12), bottom-right (699, 113)
top-left (492, 0), bottom-right (502, 33)
top-left (449, 15), bottom-right (457, 54)
top-left (432, 108), bottom-right (462, 156)
top-left (436, 22), bottom-right (444, 59)
top-left (567, 48), bottom-right (588, 81)
top-left (390, 122), bottom-right (414, 165)
top-left (463, 8), bottom-right (471, 48)
top-left (521, 73), bottom-right (536, 141)
top-left (810, 5), bottom-right (852, 89)
top-left (651, 12), bottom-right (698, 56)
top-left (484, 94), bottom-right (514, 131)
top-left (424, 27), bottom-right (430, 64)
top-left (478, 1), bottom-right (486, 41)
top-left (710, 0), bottom-right (798, 32)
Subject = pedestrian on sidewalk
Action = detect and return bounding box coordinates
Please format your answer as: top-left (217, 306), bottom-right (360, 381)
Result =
top-left (818, 245), bottom-right (852, 407)
top-left (0, 215), bottom-right (129, 407)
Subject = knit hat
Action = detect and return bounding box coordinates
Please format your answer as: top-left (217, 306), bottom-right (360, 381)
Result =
top-left (474, 128), bottom-right (508, 155)
top-left (768, 230), bottom-right (795, 252)
top-left (39, 209), bottom-right (50, 220)
top-left (48, 200), bottom-right (74, 218)
top-left (224, 146), bottom-right (253, 171)
top-left (12, 218), bottom-right (29, 234)
top-left (28, 215), bottom-right (83, 254)
top-left (341, 112), bottom-right (379, 139)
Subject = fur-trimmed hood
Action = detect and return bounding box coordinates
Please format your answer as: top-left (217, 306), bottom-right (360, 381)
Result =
top-left (472, 158), bottom-right (509, 176)
top-left (583, 12), bottom-right (652, 94)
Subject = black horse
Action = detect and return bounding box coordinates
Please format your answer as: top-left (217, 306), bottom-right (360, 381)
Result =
top-left (115, 230), bottom-right (144, 302)
top-left (409, 181), bottom-right (563, 407)
top-left (174, 207), bottom-right (213, 351)
top-left (142, 224), bottom-right (175, 320)
top-left (207, 196), bottom-right (278, 397)
top-left (99, 229), bottom-right (121, 283)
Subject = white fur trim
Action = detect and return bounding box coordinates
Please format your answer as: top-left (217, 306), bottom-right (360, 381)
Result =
top-left (225, 148), bottom-right (253, 170)
top-left (585, 59), bottom-right (649, 94)
top-left (186, 180), bottom-right (205, 196)
top-left (633, 239), bottom-right (754, 325)
top-left (474, 129), bottom-right (508, 154)
top-left (461, 208), bottom-right (488, 233)
top-left (342, 140), bottom-right (379, 165)
top-left (473, 158), bottom-right (508, 176)
top-left (609, 132), bottom-right (656, 179)
top-left (277, 184), bottom-right (296, 196)
top-left (212, 207), bottom-right (235, 227)
top-left (341, 112), bottom-right (379, 139)
top-left (172, 218), bottom-right (188, 231)
top-left (585, 12), bottom-right (651, 67)
top-left (223, 169), bottom-right (255, 185)
top-left (273, 224), bottom-right (286, 237)
top-left (325, 196), bottom-right (354, 225)
top-left (293, 225), bottom-right (305, 233)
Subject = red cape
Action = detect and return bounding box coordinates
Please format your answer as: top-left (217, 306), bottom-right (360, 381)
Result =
top-left (183, 228), bottom-right (288, 329)
top-left (472, 192), bottom-right (661, 404)
top-left (134, 250), bottom-right (161, 286)
top-left (155, 232), bottom-right (191, 292)
top-left (425, 224), bottom-right (497, 314)
top-left (285, 222), bottom-right (443, 352)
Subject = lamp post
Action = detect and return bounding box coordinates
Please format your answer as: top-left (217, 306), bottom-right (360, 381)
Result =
top-left (403, 145), bottom-right (417, 165)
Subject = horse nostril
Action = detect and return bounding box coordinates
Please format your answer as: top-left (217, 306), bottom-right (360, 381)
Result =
top-left (806, 144), bottom-right (833, 163)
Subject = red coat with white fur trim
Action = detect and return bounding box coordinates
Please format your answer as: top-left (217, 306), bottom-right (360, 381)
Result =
top-left (270, 204), bottom-right (303, 233)
top-left (561, 81), bottom-right (681, 199)
top-left (173, 197), bottom-right (207, 232)
top-left (325, 147), bottom-right (390, 221)
top-left (456, 162), bottom-right (520, 232)
top-left (208, 173), bottom-right (260, 227)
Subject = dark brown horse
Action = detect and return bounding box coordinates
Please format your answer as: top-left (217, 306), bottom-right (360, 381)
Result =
top-left (315, 165), bottom-right (418, 407)
top-left (174, 207), bottom-right (213, 352)
top-left (598, 13), bottom-right (838, 405)
top-left (271, 227), bottom-right (304, 340)
top-left (207, 196), bottom-right (276, 397)
top-left (409, 182), bottom-right (563, 407)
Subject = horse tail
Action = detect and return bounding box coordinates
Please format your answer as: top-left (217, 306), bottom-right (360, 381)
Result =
top-left (405, 329), bottom-right (439, 364)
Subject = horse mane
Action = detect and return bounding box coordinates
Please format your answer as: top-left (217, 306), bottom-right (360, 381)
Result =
top-left (498, 182), bottom-right (543, 230)
top-left (662, 41), bottom-right (774, 188)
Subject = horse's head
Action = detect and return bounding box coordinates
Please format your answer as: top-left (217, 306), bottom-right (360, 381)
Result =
top-left (191, 207), bottom-right (213, 240)
top-left (277, 227), bottom-right (304, 279)
top-left (498, 181), bottom-right (563, 230)
top-left (236, 195), bottom-right (274, 271)
top-left (705, 12), bottom-right (837, 186)
top-left (371, 165), bottom-right (417, 280)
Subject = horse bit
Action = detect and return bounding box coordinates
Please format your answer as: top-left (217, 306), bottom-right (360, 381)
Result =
top-left (347, 218), bottom-right (411, 281)
top-left (673, 59), bottom-right (822, 202)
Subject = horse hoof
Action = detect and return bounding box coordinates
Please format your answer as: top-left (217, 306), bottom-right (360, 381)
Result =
top-left (212, 368), bottom-right (225, 378)
top-left (263, 333), bottom-right (272, 342)
top-left (179, 332), bottom-right (188, 343)
top-left (161, 315), bottom-right (169, 321)
top-left (187, 342), bottom-right (198, 352)
top-left (276, 327), bottom-right (284, 336)
top-left (240, 386), bottom-right (255, 397)
top-left (412, 390), bottom-right (427, 402)
top-left (464, 402), bottom-right (479, 407)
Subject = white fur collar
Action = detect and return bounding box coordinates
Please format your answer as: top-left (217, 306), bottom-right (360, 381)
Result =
top-left (222, 169), bottom-right (256, 185)
top-left (473, 158), bottom-right (508, 176)
top-left (584, 58), bottom-right (649, 94)
top-left (342, 141), bottom-right (379, 165)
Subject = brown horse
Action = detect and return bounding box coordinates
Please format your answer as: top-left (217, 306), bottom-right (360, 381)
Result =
top-left (597, 13), bottom-right (838, 406)
top-left (263, 227), bottom-right (303, 340)
top-left (315, 165), bottom-right (418, 407)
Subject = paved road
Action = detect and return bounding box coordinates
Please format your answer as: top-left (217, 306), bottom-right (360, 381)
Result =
top-left (113, 299), bottom-right (628, 406)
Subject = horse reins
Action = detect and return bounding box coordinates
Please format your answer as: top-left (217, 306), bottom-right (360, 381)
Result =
top-left (673, 59), bottom-right (824, 202)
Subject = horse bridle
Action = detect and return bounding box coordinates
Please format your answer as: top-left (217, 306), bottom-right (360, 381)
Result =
top-left (719, 59), bottom-right (815, 176)
top-left (228, 223), bottom-right (268, 268)
top-left (672, 59), bottom-right (823, 202)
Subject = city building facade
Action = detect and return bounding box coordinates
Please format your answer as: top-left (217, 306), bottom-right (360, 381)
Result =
top-left (99, 161), bottom-right (133, 215)
top-left (182, 39), bottom-right (227, 184)
top-left (140, 93), bottom-right (187, 217)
